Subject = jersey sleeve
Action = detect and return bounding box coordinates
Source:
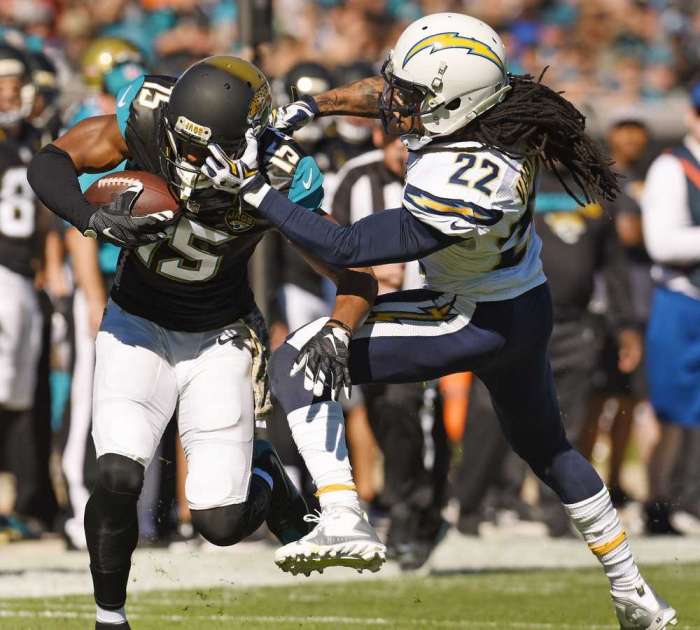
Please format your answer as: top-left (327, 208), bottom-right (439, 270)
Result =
top-left (115, 75), bottom-right (145, 138)
top-left (260, 128), bottom-right (324, 210)
top-left (288, 155), bottom-right (324, 209)
top-left (402, 147), bottom-right (529, 237)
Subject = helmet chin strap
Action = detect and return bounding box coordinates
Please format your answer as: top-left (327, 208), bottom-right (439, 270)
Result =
top-left (400, 133), bottom-right (433, 151)
top-left (466, 83), bottom-right (512, 121)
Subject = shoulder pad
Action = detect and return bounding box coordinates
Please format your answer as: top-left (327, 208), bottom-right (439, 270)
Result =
top-left (403, 147), bottom-right (529, 235)
top-left (118, 75), bottom-right (175, 138)
top-left (403, 182), bottom-right (503, 235)
top-left (115, 76), bottom-right (144, 137)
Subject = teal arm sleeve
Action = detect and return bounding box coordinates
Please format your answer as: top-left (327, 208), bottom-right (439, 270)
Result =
top-left (287, 155), bottom-right (324, 210)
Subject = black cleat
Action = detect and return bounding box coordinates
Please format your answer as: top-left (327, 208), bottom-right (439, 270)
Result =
top-left (96, 622), bottom-right (130, 629)
top-left (398, 518), bottom-right (450, 572)
top-left (645, 501), bottom-right (683, 536)
top-left (253, 439), bottom-right (312, 544)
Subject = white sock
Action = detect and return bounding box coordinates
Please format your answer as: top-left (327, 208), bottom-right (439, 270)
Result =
top-left (564, 486), bottom-right (641, 593)
top-left (288, 401), bottom-right (360, 510)
top-left (96, 604), bottom-right (127, 625)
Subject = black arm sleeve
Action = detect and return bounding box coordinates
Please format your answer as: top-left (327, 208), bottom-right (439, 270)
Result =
top-left (256, 187), bottom-right (459, 267)
top-left (27, 144), bottom-right (96, 233)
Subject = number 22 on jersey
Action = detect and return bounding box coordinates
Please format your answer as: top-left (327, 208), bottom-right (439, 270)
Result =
top-left (136, 217), bottom-right (234, 283)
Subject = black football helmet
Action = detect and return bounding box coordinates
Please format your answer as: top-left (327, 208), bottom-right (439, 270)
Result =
top-left (282, 62), bottom-right (333, 147)
top-left (27, 50), bottom-right (59, 129)
top-left (160, 55), bottom-right (271, 201)
top-left (0, 43), bottom-right (34, 128)
top-left (284, 62), bottom-right (334, 100)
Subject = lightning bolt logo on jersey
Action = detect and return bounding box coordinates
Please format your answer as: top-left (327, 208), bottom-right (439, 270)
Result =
top-left (402, 142), bottom-right (544, 301)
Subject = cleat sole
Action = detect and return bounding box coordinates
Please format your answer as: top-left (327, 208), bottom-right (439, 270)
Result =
top-left (275, 543), bottom-right (386, 577)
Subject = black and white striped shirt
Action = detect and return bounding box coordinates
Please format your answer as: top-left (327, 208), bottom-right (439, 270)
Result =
top-left (329, 150), bottom-right (404, 225)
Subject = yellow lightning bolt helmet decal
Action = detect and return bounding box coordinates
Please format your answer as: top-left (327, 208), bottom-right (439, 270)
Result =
top-left (402, 32), bottom-right (504, 73)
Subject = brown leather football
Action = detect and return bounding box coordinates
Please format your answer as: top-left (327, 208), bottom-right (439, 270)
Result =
top-left (85, 170), bottom-right (182, 218)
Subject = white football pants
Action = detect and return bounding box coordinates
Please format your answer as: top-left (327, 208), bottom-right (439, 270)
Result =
top-left (0, 264), bottom-right (42, 410)
top-left (93, 301), bottom-right (255, 510)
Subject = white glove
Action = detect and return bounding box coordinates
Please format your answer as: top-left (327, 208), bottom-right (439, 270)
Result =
top-left (202, 128), bottom-right (260, 193)
top-left (270, 95), bottom-right (319, 133)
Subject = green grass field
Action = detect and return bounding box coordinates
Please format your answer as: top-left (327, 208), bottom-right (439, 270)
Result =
top-left (1, 563), bottom-right (698, 629)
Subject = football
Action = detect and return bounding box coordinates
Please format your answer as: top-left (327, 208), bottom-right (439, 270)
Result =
top-left (84, 170), bottom-right (182, 218)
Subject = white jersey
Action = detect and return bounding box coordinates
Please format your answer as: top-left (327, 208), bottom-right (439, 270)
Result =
top-left (403, 140), bottom-right (545, 301)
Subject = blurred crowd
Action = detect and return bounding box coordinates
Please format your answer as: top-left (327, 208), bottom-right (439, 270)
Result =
top-left (1, 0), bottom-right (700, 572)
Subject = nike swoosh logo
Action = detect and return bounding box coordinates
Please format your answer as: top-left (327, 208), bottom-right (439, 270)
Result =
top-left (117, 84), bottom-right (133, 108)
top-left (217, 331), bottom-right (239, 345)
top-left (102, 227), bottom-right (124, 244)
top-left (302, 170), bottom-right (313, 190)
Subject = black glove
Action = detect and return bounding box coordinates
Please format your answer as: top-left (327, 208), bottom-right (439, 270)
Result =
top-left (84, 185), bottom-right (176, 248)
top-left (291, 319), bottom-right (352, 402)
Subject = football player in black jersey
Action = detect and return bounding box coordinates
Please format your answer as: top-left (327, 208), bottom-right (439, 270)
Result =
top-left (0, 42), bottom-right (53, 538)
top-left (29, 56), bottom-right (377, 630)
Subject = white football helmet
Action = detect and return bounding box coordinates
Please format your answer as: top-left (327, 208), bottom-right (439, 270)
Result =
top-left (380, 13), bottom-right (510, 149)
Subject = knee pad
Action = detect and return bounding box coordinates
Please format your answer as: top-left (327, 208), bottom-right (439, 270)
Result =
top-left (191, 503), bottom-right (251, 547)
top-left (97, 453), bottom-right (144, 498)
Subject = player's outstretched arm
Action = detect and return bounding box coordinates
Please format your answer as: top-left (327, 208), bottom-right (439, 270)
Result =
top-left (244, 183), bottom-right (459, 268)
top-left (271, 76), bottom-right (383, 133)
top-left (314, 76), bottom-right (384, 118)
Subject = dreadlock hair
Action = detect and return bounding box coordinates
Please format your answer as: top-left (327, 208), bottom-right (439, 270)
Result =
top-left (456, 70), bottom-right (620, 204)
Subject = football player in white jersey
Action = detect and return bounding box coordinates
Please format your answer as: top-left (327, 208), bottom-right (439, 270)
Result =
top-left (202, 13), bottom-right (677, 629)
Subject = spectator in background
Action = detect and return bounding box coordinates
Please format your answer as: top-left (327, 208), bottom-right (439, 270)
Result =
top-left (641, 83), bottom-right (700, 535)
top-left (0, 42), bottom-right (55, 538)
top-left (579, 116), bottom-right (653, 509)
top-left (330, 125), bottom-right (448, 570)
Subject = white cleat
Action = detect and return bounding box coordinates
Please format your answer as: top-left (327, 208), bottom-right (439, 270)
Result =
top-left (612, 579), bottom-right (678, 629)
top-left (274, 505), bottom-right (386, 576)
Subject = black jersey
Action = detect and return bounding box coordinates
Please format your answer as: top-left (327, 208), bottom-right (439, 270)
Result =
top-left (535, 171), bottom-right (634, 329)
top-left (0, 130), bottom-right (40, 278)
top-left (111, 75), bottom-right (322, 331)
